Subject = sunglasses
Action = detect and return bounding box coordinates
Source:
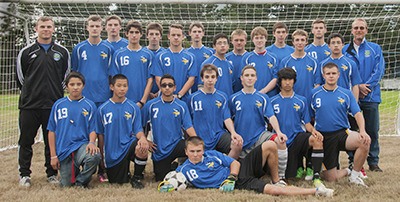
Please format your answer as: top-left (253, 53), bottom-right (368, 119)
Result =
top-left (353, 26), bottom-right (366, 30)
top-left (160, 83), bottom-right (175, 88)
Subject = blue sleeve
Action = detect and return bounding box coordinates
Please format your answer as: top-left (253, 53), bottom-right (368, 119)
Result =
top-left (152, 53), bottom-right (163, 77)
top-left (141, 103), bottom-right (150, 127)
top-left (188, 54), bottom-right (198, 77)
top-left (222, 100), bottom-right (231, 121)
top-left (71, 46), bottom-right (78, 71)
top-left (132, 106), bottom-right (143, 135)
top-left (264, 96), bottom-right (275, 118)
top-left (211, 150), bottom-right (234, 167)
top-left (109, 52), bottom-right (120, 77)
top-left (88, 103), bottom-right (97, 133)
top-left (95, 108), bottom-right (104, 134)
top-left (47, 104), bottom-right (57, 132)
top-left (348, 91), bottom-right (361, 116)
top-left (350, 60), bottom-right (362, 86)
top-left (181, 102), bottom-right (193, 130)
top-left (315, 62), bottom-right (323, 85)
top-left (301, 98), bottom-right (311, 124)
top-left (365, 45), bottom-right (385, 87)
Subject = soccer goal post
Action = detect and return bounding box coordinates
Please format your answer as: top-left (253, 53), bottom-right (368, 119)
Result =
top-left (0, 0), bottom-right (399, 151)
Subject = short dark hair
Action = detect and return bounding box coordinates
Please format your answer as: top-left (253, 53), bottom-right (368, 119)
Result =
top-left (322, 62), bottom-right (339, 73)
top-left (200, 64), bottom-right (218, 78)
top-left (277, 68), bottom-right (297, 87)
top-left (146, 22), bottom-right (163, 35)
top-left (110, 74), bottom-right (128, 85)
top-left (327, 33), bottom-right (344, 44)
top-left (66, 71), bottom-right (85, 86)
top-left (185, 136), bottom-right (205, 149)
top-left (169, 24), bottom-right (184, 34)
top-left (126, 20), bottom-right (143, 34)
top-left (272, 22), bottom-right (288, 33)
top-left (241, 65), bottom-right (257, 76)
top-left (212, 33), bottom-right (228, 46)
top-left (160, 74), bottom-right (175, 85)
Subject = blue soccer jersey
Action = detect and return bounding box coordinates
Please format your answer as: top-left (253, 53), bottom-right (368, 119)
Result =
top-left (270, 93), bottom-right (311, 147)
top-left (241, 51), bottom-right (279, 97)
top-left (279, 54), bottom-right (318, 101)
top-left (47, 97), bottom-right (97, 161)
top-left (201, 55), bottom-right (234, 96)
top-left (305, 43), bottom-right (331, 64)
top-left (317, 55), bottom-right (362, 90)
top-left (187, 45), bottom-right (214, 92)
top-left (142, 97), bottom-right (193, 161)
top-left (72, 40), bottom-right (114, 103)
top-left (110, 47), bottom-right (153, 102)
top-left (229, 90), bottom-right (274, 150)
top-left (144, 46), bottom-right (166, 94)
top-left (188, 89), bottom-right (231, 150)
top-left (266, 44), bottom-right (295, 63)
top-left (152, 48), bottom-right (197, 100)
top-left (103, 38), bottom-right (128, 50)
top-left (96, 98), bottom-right (142, 168)
top-left (177, 150), bottom-right (233, 189)
top-left (226, 51), bottom-right (250, 93)
top-left (311, 86), bottom-right (361, 132)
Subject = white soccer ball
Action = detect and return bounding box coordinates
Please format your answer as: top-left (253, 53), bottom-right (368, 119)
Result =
top-left (163, 171), bottom-right (188, 191)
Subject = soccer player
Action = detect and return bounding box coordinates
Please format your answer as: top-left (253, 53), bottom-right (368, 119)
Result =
top-left (226, 29), bottom-right (249, 93)
top-left (266, 22), bottom-right (294, 63)
top-left (188, 64), bottom-right (243, 159)
top-left (104, 15), bottom-right (129, 50)
top-left (48, 72), bottom-right (101, 187)
top-left (142, 74), bottom-right (197, 181)
top-left (229, 65), bottom-right (287, 180)
top-left (344, 18), bottom-right (385, 172)
top-left (186, 22), bottom-right (214, 92)
top-left (241, 26), bottom-right (279, 97)
top-left (311, 62), bottom-right (370, 186)
top-left (96, 74), bottom-right (148, 188)
top-left (152, 24), bottom-right (197, 101)
top-left (174, 137), bottom-right (334, 197)
top-left (110, 20), bottom-right (153, 107)
top-left (72, 15), bottom-right (114, 107)
top-left (270, 68), bottom-right (325, 187)
top-left (16, 16), bottom-right (70, 187)
top-left (200, 33), bottom-right (234, 96)
top-left (305, 19), bottom-right (331, 64)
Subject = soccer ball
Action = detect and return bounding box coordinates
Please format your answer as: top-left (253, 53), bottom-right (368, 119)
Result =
top-left (163, 171), bottom-right (188, 191)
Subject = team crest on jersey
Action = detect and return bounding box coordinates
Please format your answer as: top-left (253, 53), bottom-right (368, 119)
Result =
top-left (306, 65), bottom-right (313, 72)
top-left (53, 53), bottom-right (61, 61)
top-left (365, 50), bottom-right (371, 57)
top-left (140, 56), bottom-right (147, 63)
top-left (203, 53), bottom-right (210, 59)
top-left (215, 100), bottom-right (222, 108)
top-left (182, 58), bottom-right (189, 65)
top-left (173, 109), bottom-right (180, 117)
top-left (267, 62), bottom-right (273, 68)
top-left (293, 103), bottom-right (301, 111)
top-left (337, 97), bottom-right (345, 104)
top-left (82, 108), bottom-right (89, 117)
top-left (124, 112), bottom-right (132, 120)
top-left (255, 100), bottom-right (262, 108)
top-left (206, 161), bottom-right (214, 168)
top-left (341, 65), bottom-right (348, 71)
top-left (324, 50), bottom-right (331, 56)
top-left (100, 52), bottom-right (108, 59)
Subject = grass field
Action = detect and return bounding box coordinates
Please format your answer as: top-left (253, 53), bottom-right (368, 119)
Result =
top-left (1, 137), bottom-right (399, 201)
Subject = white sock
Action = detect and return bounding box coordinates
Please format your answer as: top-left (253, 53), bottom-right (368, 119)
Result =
top-left (278, 148), bottom-right (288, 179)
top-left (351, 170), bottom-right (360, 179)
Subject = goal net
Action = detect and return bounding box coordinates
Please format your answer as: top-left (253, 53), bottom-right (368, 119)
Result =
top-left (0, 1), bottom-right (399, 150)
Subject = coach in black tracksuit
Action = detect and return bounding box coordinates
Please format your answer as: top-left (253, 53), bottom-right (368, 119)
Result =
top-left (16, 16), bottom-right (70, 186)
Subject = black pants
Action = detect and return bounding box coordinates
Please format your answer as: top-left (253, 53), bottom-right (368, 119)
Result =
top-left (18, 109), bottom-right (57, 177)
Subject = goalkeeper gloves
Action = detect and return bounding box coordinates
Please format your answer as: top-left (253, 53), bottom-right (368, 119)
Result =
top-left (219, 174), bottom-right (238, 192)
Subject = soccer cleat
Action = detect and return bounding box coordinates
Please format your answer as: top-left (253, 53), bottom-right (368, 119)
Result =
top-left (305, 167), bottom-right (314, 181)
top-left (295, 167), bottom-right (305, 179)
top-left (130, 176), bottom-right (144, 189)
top-left (349, 176), bottom-right (368, 187)
top-left (313, 178), bottom-right (326, 189)
top-left (359, 167), bottom-right (368, 179)
top-left (273, 180), bottom-right (287, 187)
top-left (98, 173), bottom-right (109, 183)
top-left (19, 176), bottom-right (31, 187)
top-left (47, 175), bottom-right (59, 184)
top-left (315, 186), bottom-right (334, 197)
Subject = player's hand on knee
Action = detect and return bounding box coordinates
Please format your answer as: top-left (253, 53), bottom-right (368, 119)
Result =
top-left (51, 157), bottom-right (60, 170)
top-left (138, 136), bottom-right (149, 153)
top-left (359, 131), bottom-right (371, 145)
top-left (86, 143), bottom-right (100, 155)
top-left (147, 140), bottom-right (157, 152)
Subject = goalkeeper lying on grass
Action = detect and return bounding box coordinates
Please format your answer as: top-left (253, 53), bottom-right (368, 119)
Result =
top-left (171, 136), bottom-right (334, 197)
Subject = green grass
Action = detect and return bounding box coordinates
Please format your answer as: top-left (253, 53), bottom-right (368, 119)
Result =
top-left (379, 90), bottom-right (400, 135)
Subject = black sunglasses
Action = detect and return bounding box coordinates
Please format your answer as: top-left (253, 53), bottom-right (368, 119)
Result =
top-left (160, 83), bottom-right (175, 88)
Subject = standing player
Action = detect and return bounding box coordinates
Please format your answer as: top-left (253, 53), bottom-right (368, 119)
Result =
top-left (200, 33), bottom-right (234, 96)
top-left (152, 24), bottom-right (197, 101)
top-left (97, 74), bottom-right (149, 188)
top-left (172, 137), bottom-right (334, 197)
top-left (344, 18), bottom-right (385, 172)
top-left (142, 74), bottom-right (197, 181)
top-left (186, 22), bottom-right (214, 92)
top-left (270, 68), bottom-right (325, 187)
top-left (16, 16), bottom-right (70, 187)
top-left (48, 72), bottom-right (101, 187)
top-left (311, 63), bottom-right (370, 186)
top-left (266, 22), bottom-right (294, 63)
top-left (72, 15), bottom-right (114, 107)
top-left (305, 19), bottom-right (331, 64)
top-left (241, 26), bottom-right (279, 97)
top-left (226, 29), bottom-right (249, 93)
top-left (188, 64), bottom-right (243, 159)
top-left (104, 15), bottom-right (129, 50)
top-left (110, 21), bottom-right (153, 107)
top-left (229, 65), bottom-right (288, 180)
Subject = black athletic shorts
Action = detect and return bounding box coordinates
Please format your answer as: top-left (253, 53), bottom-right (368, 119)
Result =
top-left (107, 139), bottom-right (138, 184)
top-left (286, 132), bottom-right (310, 178)
top-left (215, 132), bottom-right (232, 154)
top-left (153, 139), bottom-right (186, 181)
top-left (321, 129), bottom-right (349, 170)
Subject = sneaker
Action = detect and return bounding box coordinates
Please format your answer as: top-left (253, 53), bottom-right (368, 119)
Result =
top-left (349, 176), bottom-right (368, 187)
top-left (313, 178), bottom-right (326, 189)
top-left (359, 167), bottom-right (368, 179)
top-left (295, 167), bottom-right (305, 179)
top-left (47, 175), bottom-right (59, 184)
top-left (19, 176), bottom-right (31, 187)
top-left (98, 173), bottom-right (109, 183)
top-left (305, 167), bottom-right (314, 181)
top-left (315, 186), bottom-right (334, 197)
top-left (130, 176), bottom-right (144, 189)
top-left (273, 180), bottom-right (287, 187)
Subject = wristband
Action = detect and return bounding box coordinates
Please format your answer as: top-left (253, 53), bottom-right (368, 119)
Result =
top-left (51, 156), bottom-right (58, 159)
top-left (227, 174), bottom-right (238, 181)
top-left (138, 101), bottom-right (144, 106)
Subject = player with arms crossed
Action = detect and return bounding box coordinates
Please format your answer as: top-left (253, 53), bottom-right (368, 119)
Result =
top-left (48, 72), bottom-right (101, 187)
top-left (226, 29), bottom-right (249, 93)
top-left (104, 15), bottom-right (128, 50)
top-left (305, 18), bottom-right (331, 64)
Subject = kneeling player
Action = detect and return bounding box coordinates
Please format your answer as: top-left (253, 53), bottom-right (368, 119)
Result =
top-left (174, 137), bottom-right (333, 197)
top-left (97, 74), bottom-right (149, 188)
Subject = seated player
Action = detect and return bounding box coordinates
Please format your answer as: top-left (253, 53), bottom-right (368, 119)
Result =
top-left (174, 136), bottom-right (334, 197)
top-left (48, 72), bottom-right (101, 187)
top-left (96, 74), bottom-right (149, 188)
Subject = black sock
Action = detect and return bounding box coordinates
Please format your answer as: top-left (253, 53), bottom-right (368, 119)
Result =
top-left (134, 157), bottom-right (147, 177)
top-left (311, 149), bottom-right (324, 179)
